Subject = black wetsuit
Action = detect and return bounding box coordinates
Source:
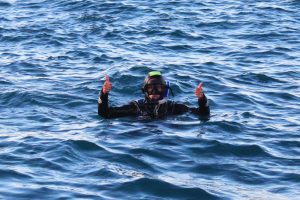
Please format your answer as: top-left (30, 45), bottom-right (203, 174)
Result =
top-left (98, 89), bottom-right (210, 119)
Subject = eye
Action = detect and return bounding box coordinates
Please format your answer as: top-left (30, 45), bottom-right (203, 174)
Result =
top-left (146, 85), bottom-right (154, 92)
top-left (156, 85), bottom-right (165, 92)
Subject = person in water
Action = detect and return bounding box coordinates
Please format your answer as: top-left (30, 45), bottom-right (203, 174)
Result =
top-left (98, 71), bottom-right (210, 119)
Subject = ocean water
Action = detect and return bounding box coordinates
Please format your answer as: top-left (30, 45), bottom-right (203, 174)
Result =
top-left (0, 0), bottom-right (300, 199)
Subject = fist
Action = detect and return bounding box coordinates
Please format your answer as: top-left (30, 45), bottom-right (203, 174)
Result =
top-left (102, 75), bottom-right (112, 94)
top-left (195, 82), bottom-right (204, 99)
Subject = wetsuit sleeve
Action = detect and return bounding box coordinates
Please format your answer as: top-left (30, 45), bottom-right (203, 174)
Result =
top-left (191, 94), bottom-right (210, 118)
top-left (98, 89), bottom-right (137, 118)
top-left (171, 94), bottom-right (210, 119)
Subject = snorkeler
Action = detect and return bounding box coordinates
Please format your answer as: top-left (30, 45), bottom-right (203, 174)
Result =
top-left (98, 71), bottom-right (210, 119)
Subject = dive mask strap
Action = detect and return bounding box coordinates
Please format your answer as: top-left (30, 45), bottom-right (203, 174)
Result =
top-left (164, 81), bottom-right (174, 97)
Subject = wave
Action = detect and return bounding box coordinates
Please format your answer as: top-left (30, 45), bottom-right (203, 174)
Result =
top-left (108, 177), bottom-right (221, 200)
top-left (0, 1), bottom-right (11, 7)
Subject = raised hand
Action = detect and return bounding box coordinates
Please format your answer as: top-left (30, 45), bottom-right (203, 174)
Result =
top-left (195, 82), bottom-right (204, 99)
top-left (102, 75), bottom-right (112, 94)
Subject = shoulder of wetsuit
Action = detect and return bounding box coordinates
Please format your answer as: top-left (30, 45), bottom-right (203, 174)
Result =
top-left (166, 99), bottom-right (174, 104)
top-left (130, 99), bottom-right (145, 109)
top-left (165, 99), bottom-right (175, 107)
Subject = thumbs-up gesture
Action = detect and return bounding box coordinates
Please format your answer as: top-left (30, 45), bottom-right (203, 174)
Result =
top-left (102, 75), bottom-right (112, 94)
top-left (195, 82), bottom-right (204, 99)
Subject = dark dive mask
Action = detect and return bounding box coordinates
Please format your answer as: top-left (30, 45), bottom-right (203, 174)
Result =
top-left (144, 83), bottom-right (166, 95)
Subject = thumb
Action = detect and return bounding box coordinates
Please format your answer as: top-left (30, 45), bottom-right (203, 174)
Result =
top-left (197, 82), bottom-right (203, 89)
top-left (105, 75), bottom-right (110, 82)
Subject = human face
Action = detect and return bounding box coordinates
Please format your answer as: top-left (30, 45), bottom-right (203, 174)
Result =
top-left (145, 83), bottom-right (166, 101)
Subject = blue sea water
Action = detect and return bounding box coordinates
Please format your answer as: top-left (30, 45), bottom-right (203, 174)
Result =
top-left (1, 0), bottom-right (300, 199)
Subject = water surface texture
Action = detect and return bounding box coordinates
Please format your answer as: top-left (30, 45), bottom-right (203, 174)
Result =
top-left (1, 0), bottom-right (300, 199)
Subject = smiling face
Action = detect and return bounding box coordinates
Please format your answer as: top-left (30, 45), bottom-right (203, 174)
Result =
top-left (144, 80), bottom-right (166, 101)
top-left (142, 72), bottom-right (167, 102)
